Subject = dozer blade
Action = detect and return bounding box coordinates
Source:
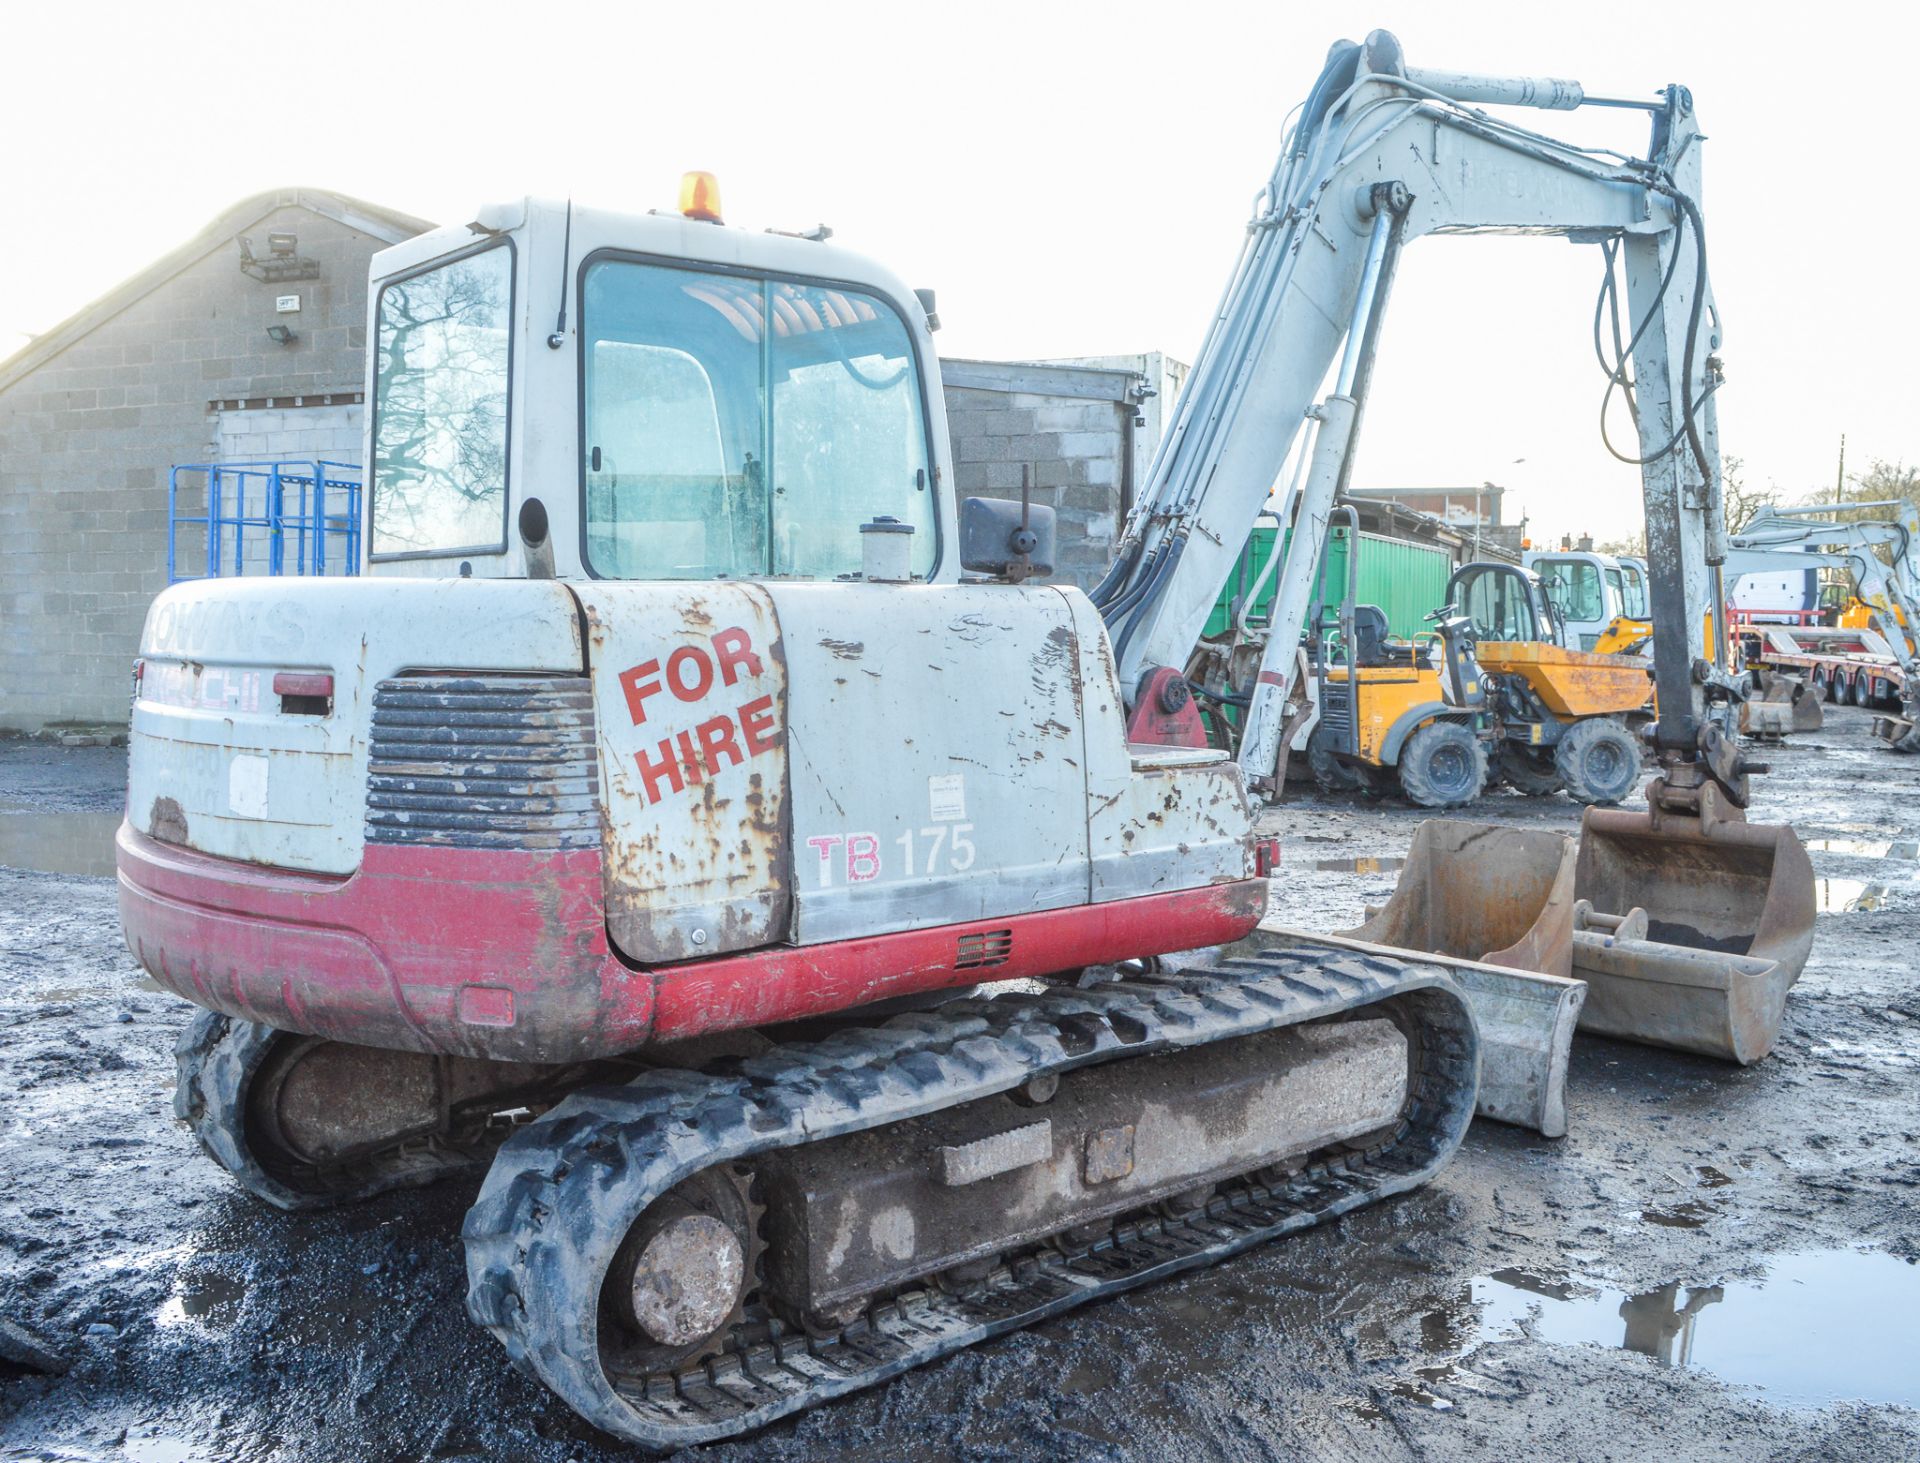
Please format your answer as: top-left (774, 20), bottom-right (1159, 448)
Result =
top-left (1251, 926), bottom-right (1585, 1139)
top-left (1572, 801), bottom-right (1816, 1064)
top-left (1267, 820), bottom-right (1587, 1137)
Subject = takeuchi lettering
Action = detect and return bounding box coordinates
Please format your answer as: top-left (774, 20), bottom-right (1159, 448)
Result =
top-left (619, 626), bottom-right (781, 804)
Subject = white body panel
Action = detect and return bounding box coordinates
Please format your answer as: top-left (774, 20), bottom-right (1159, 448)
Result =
top-left (1730, 569), bottom-right (1816, 618)
top-left (1523, 550), bottom-right (1630, 650)
top-left (129, 577), bottom-right (583, 874)
top-left (769, 583), bottom-right (1093, 944)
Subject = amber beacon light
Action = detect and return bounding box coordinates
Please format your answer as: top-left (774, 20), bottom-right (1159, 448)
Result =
top-left (678, 171), bottom-right (724, 223)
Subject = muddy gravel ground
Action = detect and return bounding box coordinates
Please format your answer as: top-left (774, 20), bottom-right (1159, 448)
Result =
top-left (3, 713), bottom-right (1919, 1462)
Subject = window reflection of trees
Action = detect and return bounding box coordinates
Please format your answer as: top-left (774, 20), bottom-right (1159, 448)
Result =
top-left (372, 249), bottom-right (510, 554)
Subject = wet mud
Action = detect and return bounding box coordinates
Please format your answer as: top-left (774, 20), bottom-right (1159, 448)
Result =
top-left (3, 717), bottom-right (1919, 1460)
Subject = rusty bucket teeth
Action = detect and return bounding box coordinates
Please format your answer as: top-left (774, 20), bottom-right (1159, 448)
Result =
top-left (1570, 802), bottom-right (1816, 1065)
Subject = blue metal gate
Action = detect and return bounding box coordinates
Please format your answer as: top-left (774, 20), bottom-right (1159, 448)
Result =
top-left (167, 460), bottom-right (362, 583)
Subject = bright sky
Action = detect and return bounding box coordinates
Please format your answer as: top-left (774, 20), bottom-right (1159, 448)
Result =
top-left (4, 1), bottom-right (1913, 545)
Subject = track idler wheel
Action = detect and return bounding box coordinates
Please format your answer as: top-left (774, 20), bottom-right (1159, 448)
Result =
top-left (174, 1010), bottom-right (592, 1211)
top-left (605, 1169), bottom-right (762, 1373)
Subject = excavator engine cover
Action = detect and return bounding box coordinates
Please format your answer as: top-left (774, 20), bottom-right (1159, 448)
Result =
top-left (1571, 801), bottom-right (1816, 1064)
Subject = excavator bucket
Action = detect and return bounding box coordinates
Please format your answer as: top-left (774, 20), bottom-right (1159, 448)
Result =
top-left (1740, 671), bottom-right (1822, 737)
top-left (1317, 820), bottom-right (1589, 1137)
top-left (1571, 801), bottom-right (1816, 1064)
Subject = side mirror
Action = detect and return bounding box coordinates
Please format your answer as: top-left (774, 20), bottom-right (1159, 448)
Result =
top-left (961, 496), bottom-right (1055, 582)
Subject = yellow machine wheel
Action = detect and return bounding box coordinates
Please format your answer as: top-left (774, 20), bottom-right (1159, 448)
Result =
top-left (1553, 716), bottom-right (1642, 806)
top-left (1396, 721), bottom-right (1487, 809)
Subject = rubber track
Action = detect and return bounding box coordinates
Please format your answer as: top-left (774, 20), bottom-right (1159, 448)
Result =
top-left (174, 1011), bottom-right (490, 1212)
top-left (461, 947), bottom-right (1479, 1451)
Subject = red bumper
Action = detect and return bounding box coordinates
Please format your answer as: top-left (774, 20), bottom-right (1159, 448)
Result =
top-left (117, 823), bottom-right (1266, 1062)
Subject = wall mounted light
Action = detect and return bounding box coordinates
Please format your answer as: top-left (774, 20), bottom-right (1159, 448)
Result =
top-left (266, 324), bottom-right (297, 345)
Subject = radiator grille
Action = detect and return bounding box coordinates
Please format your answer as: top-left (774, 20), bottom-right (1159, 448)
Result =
top-left (1319, 682), bottom-right (1353, 738)
top-left (365, 675), bottom-right (600, 850)
top-left (956, 930), bottom-right (1014, 970)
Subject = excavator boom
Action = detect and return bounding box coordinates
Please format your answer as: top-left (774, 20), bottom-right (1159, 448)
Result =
top-left (1089, 32), bottom-right (1724, 796)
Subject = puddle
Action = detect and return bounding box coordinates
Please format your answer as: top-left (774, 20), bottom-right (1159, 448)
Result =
top-left (0, 801), bottom-right (120, 877)
top-left (1804, 837), bottom-right (1917, 859)
top-left (123, 1433), bottom-right (203, 1463)
top-left (1450, 1249), bottom-right (1920, 1409)
top-left (1814, 877), bottom-right (1888, 912)
top-left (1312, 855), bottom-right (1407, 875)
top-left (157, 1271), bottom-right (248, 1328)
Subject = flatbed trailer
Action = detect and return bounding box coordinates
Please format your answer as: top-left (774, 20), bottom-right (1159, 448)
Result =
top-left (1745, 625), bottom-right (1906, 708)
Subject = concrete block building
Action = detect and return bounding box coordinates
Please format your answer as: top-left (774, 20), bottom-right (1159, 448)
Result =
top-left (940, 353), bottom-right (1186, 589)
top-left (0, 189), bottom-right (431, 731)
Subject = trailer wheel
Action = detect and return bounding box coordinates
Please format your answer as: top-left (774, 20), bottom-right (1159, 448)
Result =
top-left (1396, 721), bottom-right (1487, 808)
top-left (1850, 671), bottom-right (1873, 707)
top-left (1811, 665), bottom-right (1832, 701)
top-left (1307, 722), bottom-right (1369, 793)
top-left (1496, 745), bottom-right (1564, 797)
top-left (1554, 717), bottom-right (1642, 806)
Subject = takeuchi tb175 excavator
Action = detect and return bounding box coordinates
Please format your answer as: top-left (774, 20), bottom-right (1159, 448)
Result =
top-left (120, 31), bottom-right (1803, 1449)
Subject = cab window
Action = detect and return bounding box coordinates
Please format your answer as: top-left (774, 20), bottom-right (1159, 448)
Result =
top-left (582, 259), bottom-right (934, 580)
top-left (1457, 567), bottom-right (1537, 641)
top-left (1535, 559), bottom-right (1604, 622)
top-left (1620, 563), bottom-right (1650, 618)
top-left (370, 244), bottom-right (514, 557)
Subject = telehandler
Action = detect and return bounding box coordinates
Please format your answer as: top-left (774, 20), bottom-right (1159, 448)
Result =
top-left (121, 31), bottom-right (1811, 1447)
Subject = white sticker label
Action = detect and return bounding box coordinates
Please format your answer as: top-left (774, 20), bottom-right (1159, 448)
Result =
top-left (228, 754), bottom-right (270, 818)
top-left (275, 293), bottom-right (301, 313)
top-left (929, 773), bottom-right (967, 822)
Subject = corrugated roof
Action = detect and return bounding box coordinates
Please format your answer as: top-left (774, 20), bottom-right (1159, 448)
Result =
top-left (0, 187), bottom-right (435, 395)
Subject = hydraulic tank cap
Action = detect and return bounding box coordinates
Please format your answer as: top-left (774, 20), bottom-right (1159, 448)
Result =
top-left (860, 515), bottom-right (915, 582)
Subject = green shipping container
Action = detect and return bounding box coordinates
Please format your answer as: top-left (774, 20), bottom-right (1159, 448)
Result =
top-left (1204, 522), bottom-right (1456, 642)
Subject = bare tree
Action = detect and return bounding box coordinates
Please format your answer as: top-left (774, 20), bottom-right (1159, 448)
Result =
top-left (1819, 458), bottom-right (1920, 520)
top-left (1719, 454), bottom-right (1773, 534)
top-left (1596, 454), bottom-right (1765, 558)
top-left (1597, 528), bottom-right (1646, 558)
